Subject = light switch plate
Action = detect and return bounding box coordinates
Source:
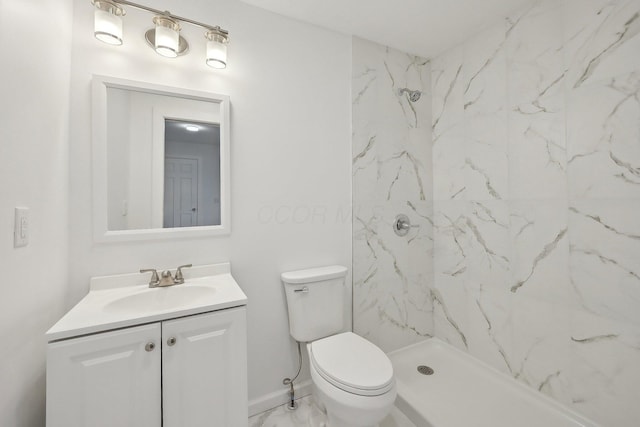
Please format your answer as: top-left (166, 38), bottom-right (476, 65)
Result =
top-left (14, 207), bottom-right (29, 248)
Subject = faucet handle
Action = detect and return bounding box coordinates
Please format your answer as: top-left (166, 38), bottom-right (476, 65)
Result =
top-left (140, 269), bottom-right (160, 287)
top-left (175, 264), bottom-right (193, 284)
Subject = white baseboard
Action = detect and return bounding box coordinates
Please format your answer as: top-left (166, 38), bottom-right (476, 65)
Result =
top-left (248, 380), bottom-right (313, 417)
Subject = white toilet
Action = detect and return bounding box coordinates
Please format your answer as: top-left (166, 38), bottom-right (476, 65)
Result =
top-left (282, 265), bottom-right (396, 427)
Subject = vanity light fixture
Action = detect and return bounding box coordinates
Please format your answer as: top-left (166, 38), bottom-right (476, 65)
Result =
top-left (205, 27), bottom-right (229, 69)
top-left (145, 15), bottom-right (182, 58)
top-left (92, 0), bottom-right (125, 45)
top-left (91, 0), bottom-right (229, 68)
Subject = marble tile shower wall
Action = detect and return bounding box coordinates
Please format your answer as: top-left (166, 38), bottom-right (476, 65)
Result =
top-left (352, 37), bottom-right (434, 353)
top-left (430, 0), bottom-right (640, 425)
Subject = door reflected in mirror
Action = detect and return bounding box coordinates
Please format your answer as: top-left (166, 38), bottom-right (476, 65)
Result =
top-left (163, 120), bottom-right (221, 228)
top-left (105, 85), bottom-right (224, 232)
top-left (93, 75), bottom-right (230, 242)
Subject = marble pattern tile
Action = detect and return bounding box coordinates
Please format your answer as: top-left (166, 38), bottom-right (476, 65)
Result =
top-left (566, 71), bottom-right (640, 199)
top-left (463, 25), bottom-right (509, 202)
top-left (566, 309), bottom-right (640, 425)
top-left (430, 1), bottom-right (640, 425)
top-left (353, 203), bottom-right (433, 351)
top-left (510, 296), bottom-right (572, 405)
top-left (507, 95), bottom-right (567, 199)
top-left (248, 396), bottom-right (326, 427)
top-left (248, 395), bottom-right (416, 427)
top-left (568, 199), bottom-right (640, 325)
top-left (465, 286), bottom-right (514, 376)
top-left (563, 0), bottom-right (640, 89)
top-left (352, 37), bottom-right (434, 353)
top-left (506, 0), bottom-right (566, 108)
top-left (432, 201), bottom-right (469, 285)
top-left (509, 200), bottom-right (571, 305)
top-left (465, 200), bottom-right (510, 292)
top-left (431, 28), bottom-right (512, 204)
top-left (352, 38), bottom-right (432, 205)
top-left (350, 1), bottom-right (639, 426)
top-left (431, 46), bottom-right (464, 142)
top-left (432, 201), bottom-right (470, 351)
top-left (507, 1), bottom-right (568, 199)
top-left (431, 200), bottom-right (513, 369)
top-left (431, 46), bottom-right (467, 201)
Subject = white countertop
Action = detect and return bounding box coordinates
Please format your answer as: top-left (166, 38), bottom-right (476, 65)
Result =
top-left (46, 263), bottom-right (247, 342)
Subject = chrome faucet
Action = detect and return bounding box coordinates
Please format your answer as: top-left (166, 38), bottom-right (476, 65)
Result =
top-left (174, 264), bottom-right (192, 284)
top-left (158, 270), bottom-right (177, 287)
top-left (140, 269), bottom-right (160, 287)
top-left (140, 264), bottom-right (192, 288)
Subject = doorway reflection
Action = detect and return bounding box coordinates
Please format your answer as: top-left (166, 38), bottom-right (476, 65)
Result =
top-left (163, 119), bottom-right (221, 228)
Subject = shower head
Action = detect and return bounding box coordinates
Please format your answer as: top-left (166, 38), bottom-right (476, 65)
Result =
top-left (398, 88), bottom-right (422, 102)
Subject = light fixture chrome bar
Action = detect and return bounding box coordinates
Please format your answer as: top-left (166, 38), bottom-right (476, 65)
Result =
top-left (110, 0), bottom-right (228, 34)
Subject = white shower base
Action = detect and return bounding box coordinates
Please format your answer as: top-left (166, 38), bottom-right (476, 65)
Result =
top-left (388, 339), bottom-right (600, 427)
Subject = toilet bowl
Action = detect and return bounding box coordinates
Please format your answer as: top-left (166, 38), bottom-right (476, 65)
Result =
top-left (281, 266), bottom-right (397, 427)
top-left (308, 332), bottom-right (396, 427)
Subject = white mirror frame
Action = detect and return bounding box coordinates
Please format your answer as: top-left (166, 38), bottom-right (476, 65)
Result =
top-left (92, 75), bottom-right (230, 242)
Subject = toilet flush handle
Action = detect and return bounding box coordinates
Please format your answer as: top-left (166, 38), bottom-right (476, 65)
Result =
top-left (293, 286), bottom-right (309, 293)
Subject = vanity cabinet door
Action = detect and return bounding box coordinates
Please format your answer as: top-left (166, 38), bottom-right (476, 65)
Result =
top-left (46, 323), bottom-right (162, 427)
top-left (162, 307), bottom-right (248, 427)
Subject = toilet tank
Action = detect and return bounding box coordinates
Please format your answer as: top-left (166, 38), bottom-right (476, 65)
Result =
top-left (281, 265), bottom-right (348, 342)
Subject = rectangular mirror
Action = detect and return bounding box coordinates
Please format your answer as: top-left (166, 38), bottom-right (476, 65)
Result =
top-left (92, 76), bottom-right (230, 242)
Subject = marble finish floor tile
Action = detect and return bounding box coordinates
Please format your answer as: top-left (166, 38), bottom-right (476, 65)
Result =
top-left (248, 395), bottom-right (416, 427)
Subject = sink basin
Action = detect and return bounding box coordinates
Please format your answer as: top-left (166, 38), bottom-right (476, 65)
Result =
top-left (104, 285), bottom-right (216, 314)
top-left (46, 263), bottom-right (249, 342)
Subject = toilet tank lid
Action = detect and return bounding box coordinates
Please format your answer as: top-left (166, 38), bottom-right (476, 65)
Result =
top-left (281, 265), bottom-right (348, 284)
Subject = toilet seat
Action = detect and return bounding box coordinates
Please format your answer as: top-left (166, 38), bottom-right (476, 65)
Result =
top-left (309, 332), bottom-right (394, 396)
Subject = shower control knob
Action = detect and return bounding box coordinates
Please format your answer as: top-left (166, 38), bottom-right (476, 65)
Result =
top-left (145, 342), bottom-right (156, 352)
top-left (394, 214), bottom-right (412, 237)
top-left (167, 337), bottom-right (177, 346)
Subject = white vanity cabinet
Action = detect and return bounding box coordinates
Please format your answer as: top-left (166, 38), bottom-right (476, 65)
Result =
top-left (162, 307), bottom-right (247, 426)
top-left (47, 323), bottom-right (162, 427)
top-left (47, 307), bottom-right (247, 427)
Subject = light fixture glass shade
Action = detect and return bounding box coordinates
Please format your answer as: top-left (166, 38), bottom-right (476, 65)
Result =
top-left (93, 1), bottom-right (124, 45)
top-left (153, 16), bottom-right (180, 58)
top-left (205, 29), bottom-right (229, 69)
